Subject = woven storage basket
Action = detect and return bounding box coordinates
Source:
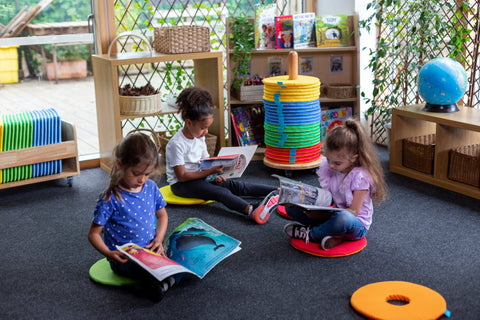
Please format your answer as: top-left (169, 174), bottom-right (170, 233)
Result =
top-left (448, 143), bottom-right (480, 187)
top-left (153, 26), bottom-right (210, 54)
top-left (156, 131), bottom-right (217, 159)
top-left (119, 94), bottom-right (161, 116)
top-left (326, 84), bottom-right (355, 99)
top-left (402, 134), bottom-right (436, 174)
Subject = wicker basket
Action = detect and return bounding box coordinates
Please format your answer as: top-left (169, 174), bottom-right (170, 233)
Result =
top-left (448, 143), bottom-right (480, 187)
top-left (119, 94), bottom-right (161, 116)
top-left (326, 84), bottom-right (356, 99)
top-left (156, 131), bottom-right (218, 159)
top-left (402, 134), bottom-right (436, 174)
top-left (153, 26), bottom-right (210, 54)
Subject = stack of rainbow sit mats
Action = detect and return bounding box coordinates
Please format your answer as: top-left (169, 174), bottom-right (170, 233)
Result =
top-left (0, 108), bottom-right (62, 183)
top-left (263, 51), bottom-right (321, 168)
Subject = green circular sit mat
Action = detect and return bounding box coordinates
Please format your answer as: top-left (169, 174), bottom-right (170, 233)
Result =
top-left (89, 258), bottom-right (138, 286)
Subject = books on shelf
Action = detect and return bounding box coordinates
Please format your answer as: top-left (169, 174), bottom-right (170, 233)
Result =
top-left (293, 13), bottom-right (316, 49)
top-left (255, 3), bottom-right (276, 49)
top-left (199, 145), bottom-right (258, 181)
top-left (320, 106), bottom-right (352, 145)
top-left (315, 14), bottom-right (350, 47)
top-left (231, 106), bottom-right (265, 146)
top-left (275, 15), bottom-right (293, 49)
top-left (117, 218), bottom-right (241, 282)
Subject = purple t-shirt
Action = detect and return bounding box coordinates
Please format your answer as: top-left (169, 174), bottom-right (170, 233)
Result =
top-left (92, 179), bottom-right (167, 250)
top-left (317, 157), bottom-right (375, 229)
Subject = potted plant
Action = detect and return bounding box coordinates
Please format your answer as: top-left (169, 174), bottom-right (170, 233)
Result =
top-left (359, 0), bottom-right (473, 144)
top-left (228, 16), bottom-right (262, 101)
top-left (46, 44), bottom-right (89, 80)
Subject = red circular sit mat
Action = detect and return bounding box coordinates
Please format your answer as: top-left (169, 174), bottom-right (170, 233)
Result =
top-left (276, 205), bottom-right (292, 219)
top-left (290, 237), bottom-right (367, 257)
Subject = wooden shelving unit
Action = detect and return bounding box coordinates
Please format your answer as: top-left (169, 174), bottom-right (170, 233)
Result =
top-left (0, 120), bottom-right (80, 189)
top-left (226, 16), bottom-right (360, 154)
top-left (91, 51), bottom-right (225, 173)
top-left (390, 104), bottom-right (480, 199)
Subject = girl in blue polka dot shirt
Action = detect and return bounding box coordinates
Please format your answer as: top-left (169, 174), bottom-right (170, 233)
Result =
top-left (88, 133), bottom-right (173, 301)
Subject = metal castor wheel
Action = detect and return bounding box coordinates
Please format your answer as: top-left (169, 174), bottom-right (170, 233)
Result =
top-left (67, 176), bottom-right (73, 187)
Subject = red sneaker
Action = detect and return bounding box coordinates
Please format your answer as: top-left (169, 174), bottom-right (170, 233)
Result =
top-left (251, 191), bottom-right (279, 224)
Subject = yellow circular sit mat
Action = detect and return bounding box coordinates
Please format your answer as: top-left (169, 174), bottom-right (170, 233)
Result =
top-left (263, 75), bottom-right (320, 87)
top-left (350, 281), bottom-right (448, 320)
top-left (159, 185), bottom-right (213, 205)
top-left (89, 258), bottom-right (138, 286)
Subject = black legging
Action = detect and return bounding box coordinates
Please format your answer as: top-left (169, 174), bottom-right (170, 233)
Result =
top-left (171, 179), bottom-right (276, 214)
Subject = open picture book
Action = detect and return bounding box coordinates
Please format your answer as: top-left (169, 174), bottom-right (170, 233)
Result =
top-left (273, 174), bottom-right (353, 217)
top-left (116, 218), bottom-right (241, 282)
top-left (199, 145), bottom-right (258, 181)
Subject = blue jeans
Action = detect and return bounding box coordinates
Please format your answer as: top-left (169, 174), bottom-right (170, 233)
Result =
top-left (285, 207), bottom-right (367, 243)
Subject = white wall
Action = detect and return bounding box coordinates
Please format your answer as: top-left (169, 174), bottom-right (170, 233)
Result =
top-left (316, 0), bottom-right (355, 15)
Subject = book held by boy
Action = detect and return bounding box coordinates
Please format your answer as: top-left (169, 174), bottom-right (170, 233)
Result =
top-left (117, 218), bottom-right (241, 282)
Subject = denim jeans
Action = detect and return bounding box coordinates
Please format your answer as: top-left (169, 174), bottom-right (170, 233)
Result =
top-left (285, 207), bottom-right (367, 243)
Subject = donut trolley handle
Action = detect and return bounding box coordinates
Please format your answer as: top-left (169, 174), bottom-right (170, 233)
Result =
top-left (288, 51), bottom-right (298, 80)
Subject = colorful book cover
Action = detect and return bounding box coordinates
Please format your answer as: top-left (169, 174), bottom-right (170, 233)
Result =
top-left (320, 107), bottom-right (352, 144)
top-left (255, 3), bottom-right (276, 49)
top-left (293, 12), bottom-right (316, 49)
top-left (275, 15), bottom-right (293, 49)
top-left (315, 14), bottom-right (350, 47)
top-left (231, 106), bottom-right (264, 146)
top-left (118, 218), bottom-right (242, 281)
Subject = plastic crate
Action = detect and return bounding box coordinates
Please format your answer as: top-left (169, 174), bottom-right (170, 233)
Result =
top-left (0, 46), bottom-right (19, 84)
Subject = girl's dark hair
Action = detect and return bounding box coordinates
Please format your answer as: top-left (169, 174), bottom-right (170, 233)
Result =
top-left (101, 133), bottom-right (159, 202)
top-left (176, 86), bottom-right (214, 121)
top-left (325, 118), bottom-right (387, 204)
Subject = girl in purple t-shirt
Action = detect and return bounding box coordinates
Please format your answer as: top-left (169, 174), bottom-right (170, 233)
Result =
top-left (284, 119), bottom-right (387, 250)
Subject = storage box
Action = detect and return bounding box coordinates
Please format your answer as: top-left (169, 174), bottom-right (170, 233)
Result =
top-left (448, 143), bottom-right (480, 187)
top-left (153, 26), bottom-right (210, 54)
top-left (402, 134), bottom-right (436, 174)
top-left (326, 84), bottom-right (356, 99)
top-left (0, 46), bottom-right (19, 84)
top-left (320, 107), bottom-right (352, 145)
top-left (232, 85), bottom-right (264, 101)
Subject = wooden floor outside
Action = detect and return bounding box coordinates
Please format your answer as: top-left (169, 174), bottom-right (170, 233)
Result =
top-left (0, 77), bottom-right (98, 158)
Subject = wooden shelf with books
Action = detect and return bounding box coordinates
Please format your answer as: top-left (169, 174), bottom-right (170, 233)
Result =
top-left (227, 15), bottom-right (360, 156)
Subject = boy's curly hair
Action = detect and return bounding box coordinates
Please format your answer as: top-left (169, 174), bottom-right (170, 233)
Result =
top-left (176, 86), bottom-right (214, 121)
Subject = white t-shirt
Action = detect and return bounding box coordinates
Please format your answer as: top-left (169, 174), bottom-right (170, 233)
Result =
top-left (165, 128), bottom-right (210, 184)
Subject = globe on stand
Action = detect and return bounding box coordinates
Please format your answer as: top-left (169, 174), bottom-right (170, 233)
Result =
top-left (417, 57), bottom-right (468, 113)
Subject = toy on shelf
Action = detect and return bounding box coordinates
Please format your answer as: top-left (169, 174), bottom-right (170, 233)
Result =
top-left (262, 51), bottom-right (322, 171)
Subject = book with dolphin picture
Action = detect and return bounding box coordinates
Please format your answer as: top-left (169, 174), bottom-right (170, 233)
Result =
top-left (116, 218), bottom-right (241, 282)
